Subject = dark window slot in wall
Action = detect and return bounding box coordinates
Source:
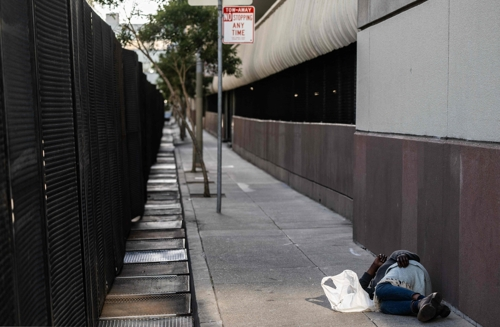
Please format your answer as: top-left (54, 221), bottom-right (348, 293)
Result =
top-left (207, 42), bottom-right (356, 125)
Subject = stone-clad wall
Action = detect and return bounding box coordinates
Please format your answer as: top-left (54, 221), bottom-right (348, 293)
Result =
top-left (354, 131), bottom-right (500, 326)
top-left (204, 111), bottom-right (223, 138)
top-left (232, 116), bottom-right (355, 220)
top-left (355, 1), bottom-right (500, 324)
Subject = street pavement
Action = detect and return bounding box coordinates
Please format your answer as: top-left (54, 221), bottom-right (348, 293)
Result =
top-left (175, 129), bottom-right (476, 327)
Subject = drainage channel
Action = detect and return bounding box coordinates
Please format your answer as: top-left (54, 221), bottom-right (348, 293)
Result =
top-left (99, 125), bottom-right (193, 327)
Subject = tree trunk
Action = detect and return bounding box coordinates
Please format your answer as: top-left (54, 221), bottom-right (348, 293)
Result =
top-left (180, 101), bottom-right (186, 140)
top-left (170, 104), bottom-right (210, 197)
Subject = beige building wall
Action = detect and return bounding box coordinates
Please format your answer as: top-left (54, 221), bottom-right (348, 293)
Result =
top-left (356, 0), bottom-right (500, 143)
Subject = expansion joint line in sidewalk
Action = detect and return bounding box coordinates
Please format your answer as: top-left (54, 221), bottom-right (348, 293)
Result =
top-left (363, 313), bottom-right (380, 327)
top-left (176, 144), bottom-right (225, 327)
top-left (223, 171), bottom-right (329, 277)
top-left (192, 207), bottom-right (224, 326)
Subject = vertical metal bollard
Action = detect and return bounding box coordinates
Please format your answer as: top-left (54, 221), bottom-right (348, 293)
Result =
top-left (217, 0), bottom-right (223, 212)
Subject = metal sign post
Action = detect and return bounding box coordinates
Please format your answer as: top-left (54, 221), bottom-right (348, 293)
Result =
top-left (189, 0), bottom-right (252, 5)
top-left (216, 0), bottom-right (223, 213)
top-left (189, 0), bottom-right (253, 213)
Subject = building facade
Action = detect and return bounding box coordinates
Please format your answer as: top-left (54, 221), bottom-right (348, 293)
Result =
top-left (213, 0), bottom-right (500, 325)
top-left (355, 1), bottom-right (500, 326)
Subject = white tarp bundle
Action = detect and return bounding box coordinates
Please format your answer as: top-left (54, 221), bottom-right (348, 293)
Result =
top-left (212, 0), bottom-right (358, 92)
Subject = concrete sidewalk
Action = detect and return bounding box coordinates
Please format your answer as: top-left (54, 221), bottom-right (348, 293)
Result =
top-left (176, 130), bottom-right (474, 327)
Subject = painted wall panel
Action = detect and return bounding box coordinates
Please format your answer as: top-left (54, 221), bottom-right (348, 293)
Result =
top-left (355, 29), bottom-right (371, 131)
top-left (357, 0), bottom-right (449, 137)
top-left (448, 1), bottom-right (500, 143)
top-left (368, 0), bottom-right (421, 28)
top-left (357, 0), bottom-right (370, 28)
top-left (358, 0), bottom-right (500, 143)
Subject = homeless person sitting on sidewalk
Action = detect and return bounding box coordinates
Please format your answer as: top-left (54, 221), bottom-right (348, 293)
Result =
top-left (359, 250), bottom-right (451, 322)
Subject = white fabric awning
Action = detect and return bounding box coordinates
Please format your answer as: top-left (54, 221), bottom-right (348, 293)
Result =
top-left (212, 0), bottom-right (358, 92)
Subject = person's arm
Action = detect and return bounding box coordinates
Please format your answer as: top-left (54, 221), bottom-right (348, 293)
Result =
top-left (389, 250), bottom-right (420, 268)
top-left (360, 254), bottom-right (387, 296)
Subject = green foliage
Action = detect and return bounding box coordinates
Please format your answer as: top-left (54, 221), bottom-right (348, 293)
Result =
top-left (156, 50), bottom-right (196, 99)
top-left (104, 0), bottom-right (222, 191)
top-left (111, 0), bottom-right (241, 107)
top-left (140, 0), bottom-right (241, 75)
top-left (92, 0), bottom-right (124, 6)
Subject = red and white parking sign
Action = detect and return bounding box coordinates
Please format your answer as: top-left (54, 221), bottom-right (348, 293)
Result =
top-left (223, 6), bottom-right (255, 44)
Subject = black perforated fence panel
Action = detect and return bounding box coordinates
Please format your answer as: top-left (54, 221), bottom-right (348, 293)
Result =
top-left (228, 43), bottom-right (356, 124)
top-left (102, 22), bottom-right (125, 277)
top-left (33, 0), bottom-right (88, 325)
top-left (83, 2), bottom-right (109, 318)
top-left (114, 39), bottom-right (132, 241)
top-left (86, 9), bottom-right (113, 315)
top-left (0, 1), bottom-right (165, 325)
top-left (123, 50), bottom-right (145, 218)
top-left (120, 51), bottom-right (164, 224)
top-left (143, 82), bottom-right (153, 181)
top-left (93, 17), bottom-right (118, 297)
top-left (70, 0), bottom-right (99, 323)
top-left (138, 66), bottom-right (150, 204)
top-left (0, 14), bottom-right (15, 326)
top-left (0, 1), bottom-right (50, 325)
top-left (145, 83), bottom-right (164, 167)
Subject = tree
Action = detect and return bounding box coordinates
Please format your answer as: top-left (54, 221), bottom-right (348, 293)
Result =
top-left (97, 0), bottom-right (241, 197)
top-left (138, 0), bottom-right (240, 139)
top-left (91, 0), bottom-right (120, 6)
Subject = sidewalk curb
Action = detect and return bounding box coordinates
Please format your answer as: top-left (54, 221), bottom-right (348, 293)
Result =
top-left (176, 146), bottom-right (223, 327)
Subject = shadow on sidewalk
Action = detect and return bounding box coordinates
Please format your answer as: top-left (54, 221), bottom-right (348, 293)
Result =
top-left (305, 295), bottom-right (331, 310)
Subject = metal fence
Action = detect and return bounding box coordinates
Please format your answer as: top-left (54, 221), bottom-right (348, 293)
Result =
top-left (0, 0), bottom-right (165, 325)
top-left (207, 43), bottom-right (357, 125)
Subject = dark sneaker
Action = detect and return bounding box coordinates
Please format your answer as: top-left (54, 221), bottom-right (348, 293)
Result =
top-left (418, 292), bottom-right (442, 322)
top-left (436, 303), bottom-right (451, 318)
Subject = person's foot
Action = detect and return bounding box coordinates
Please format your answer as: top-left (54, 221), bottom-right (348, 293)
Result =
top-left (417, 292), bottom-right (442, 322)
top-left (435, 303), bottom-right (451, 318)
